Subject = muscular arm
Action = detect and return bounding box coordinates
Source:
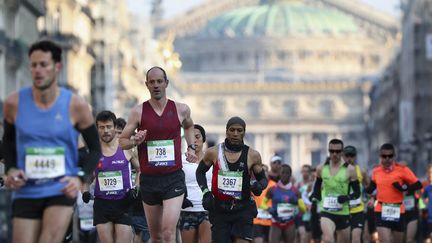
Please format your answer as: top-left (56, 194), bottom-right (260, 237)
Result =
top-left (71, 95), bottom-right (101, 182)
top-left (348, 164), bottom-right (358, 182)
top-left (178, 103), bottom-right (195, 148)
top-left (119, 105), bottom-right (142, 150)
top-left (126, 149), bottom-right (140, 186)
top-left (345, 164), bottom-right (360, 200)
top-left (126, 149), bottom-right (140, 172)
top-left (249, 149), bottom-right (268, 193)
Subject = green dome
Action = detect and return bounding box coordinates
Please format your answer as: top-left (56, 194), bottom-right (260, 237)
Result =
top-left (200, 2), bottom-right (358, 38)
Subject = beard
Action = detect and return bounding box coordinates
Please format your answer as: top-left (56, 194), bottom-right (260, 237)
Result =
top-left (34, 77), bottom-right (56, 91)
top-left (101, 135), bottom-right (115, 144)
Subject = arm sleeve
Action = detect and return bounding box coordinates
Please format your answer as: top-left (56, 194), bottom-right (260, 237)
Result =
top-left (348, 180), bottom-right (361, 200)
top-left (2, 120), bottom-right (17, 172)
top-left (254, 169), bottom-right (268, 189)
top-left (196, 160), bottom-right (211, 191)
top-left (77, 125), bottom-right (102, 183)
top-left (407, 180), bottom-right (422, 192)
top-left (310, 177), bottom-right (322, 201)
top-left (365, 180), bottom-right (377, 194)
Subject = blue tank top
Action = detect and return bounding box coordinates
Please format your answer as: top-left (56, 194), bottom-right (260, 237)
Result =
top-left (94, 147), bottom-right (132, 200)
top-left (271, 184), bottom-right (299, 223)
top-left (15, 87), bottom-right (79, 199)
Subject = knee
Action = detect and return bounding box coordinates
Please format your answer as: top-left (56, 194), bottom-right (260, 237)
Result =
top-left (161, 228), bottom-right (176, 242)
top-left (323, 235), bottom-right (334, 243)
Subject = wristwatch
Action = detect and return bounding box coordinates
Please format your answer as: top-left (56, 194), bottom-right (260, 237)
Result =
top-left (187, 144), bottom-right (197, 151)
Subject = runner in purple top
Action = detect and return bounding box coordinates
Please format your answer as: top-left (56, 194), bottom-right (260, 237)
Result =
top-left (83, 110), bottom-right (140, 243)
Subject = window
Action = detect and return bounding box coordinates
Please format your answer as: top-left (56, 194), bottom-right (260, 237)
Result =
top-left (283, 100), bottom-right (298, 117)
top-left (247, 100), bottom-right (260, 117)
top-left (211, 100), bottom-right (224, 116)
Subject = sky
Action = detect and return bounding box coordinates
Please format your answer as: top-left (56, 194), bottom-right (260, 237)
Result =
top-left (127, 0), bottom-right (401, 18)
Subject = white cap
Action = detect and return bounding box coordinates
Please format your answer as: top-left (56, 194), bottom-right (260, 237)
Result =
top-left (270, 155), bottom-right (282, 163)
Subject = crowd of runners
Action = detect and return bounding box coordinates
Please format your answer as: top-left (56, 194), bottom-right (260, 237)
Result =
top-left (2, 40), bottom-right (432, 243)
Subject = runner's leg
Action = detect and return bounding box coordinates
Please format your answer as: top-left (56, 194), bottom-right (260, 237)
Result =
top-left (143, 203), bottom-right (163, 242)
top-left (96, 222), bottom-right (115, 243)
top-left (376, 227), bottom-right (392, 243)
top-left (38, 206), bottom-right (74, 243)
top-left (198, 219), bottom-right (211, 243)
top-left (13, 218), bottom-right (41, 243)
top-left (161, 194), bottom-right (184, 243)
top-left (320, 217), bottom-right (336, 243)
top-left (114, 224), bottom-right (133, 243)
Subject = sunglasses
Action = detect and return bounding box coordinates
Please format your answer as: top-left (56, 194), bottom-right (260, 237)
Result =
top-left (380, 154), bottom-right (394, 159)
top-left (344, 153), bottom-right (356, 157)
top-left (328, 149), bottom-right (342, 154)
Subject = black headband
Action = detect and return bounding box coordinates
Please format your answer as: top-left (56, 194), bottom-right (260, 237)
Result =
top-left (226, 116), bottom-right (246, 131)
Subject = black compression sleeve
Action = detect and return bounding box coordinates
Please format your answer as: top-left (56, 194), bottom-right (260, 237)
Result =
top-left (407, 180), bottom-right (422, 192)
top-left (348, 180), bottom-right (361, 200)
top-left (254, 169), bottom-right (268, 189)
top-left (365, 181), bottom-right (377, 194)
top-left (77, 125), bottom-right (101, 183)
top-left (310, 177), bottom-right (322, 201)
top-left (3, 120), bottom-right (17, 172)
top-left (196, 160), bottom-right (211, 191)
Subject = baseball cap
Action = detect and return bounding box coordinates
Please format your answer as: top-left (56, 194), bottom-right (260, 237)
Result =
top-left (343, 145), bottom-right (357, 155)
top-left (270, 155), bottom-right (282, 163)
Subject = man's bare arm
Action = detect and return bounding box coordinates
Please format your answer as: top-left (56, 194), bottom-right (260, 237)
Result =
top-left (119, 105), bottom-right (144, 150)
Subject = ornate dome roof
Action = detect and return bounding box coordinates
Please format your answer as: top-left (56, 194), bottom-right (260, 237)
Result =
top-left (200, 1), bottom-right (358, 38)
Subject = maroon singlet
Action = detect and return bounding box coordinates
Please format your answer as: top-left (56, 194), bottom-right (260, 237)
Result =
top-left (138, 100), bottom-right (182, 175)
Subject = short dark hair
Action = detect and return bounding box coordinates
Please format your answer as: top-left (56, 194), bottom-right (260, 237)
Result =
top-left (380, 143), bottom-right (395, 152)
top-left (329, 138), bottom-right (344, 148)
top-left (28, 40), bottom-right (62, 63)
top-left (146, 66), bottom-right (167, 81)
top-left (280, 164), bottom-right (292, 175)
top-left (194, 124), bottom-right (206, 142)
top-left (96, 110), bottom-right (117, 125)
top-left (115, 118), bottom-right (126, 130)
top-left (302, 164), bottom-right (312, 171)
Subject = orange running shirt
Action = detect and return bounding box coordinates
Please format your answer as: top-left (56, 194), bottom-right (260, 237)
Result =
top-left (253, 180), bottom-right (276, 226)
top-left (372, 163), bottom-right (418, 213)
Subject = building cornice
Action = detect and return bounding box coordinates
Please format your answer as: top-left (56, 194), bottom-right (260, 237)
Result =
top-left (177, 81), bottom-right (363, 93)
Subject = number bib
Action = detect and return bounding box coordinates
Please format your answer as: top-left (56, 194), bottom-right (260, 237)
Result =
top-left (381, 203), bottom-right (401, 222)
top-left (98, 171), bottom-right (123, 191)
top-left (349, 198), bottom-right (362, 208)
top-left (323, 196), bottom-right (342, 211)
top-left (80, 218), bottom-right (94, 231)
top-left (217, 171), bottom-right (243, 199)
top-left (147, 140), bottom-right (175, 167)
top-left (25, 147), bottom-right (66, 179)
top-left (257, 208), bottom-right (272, 220)
top-left (277, 203), bottom-right (296, 220)
top-left (404, 196), bottom-right (415, 211)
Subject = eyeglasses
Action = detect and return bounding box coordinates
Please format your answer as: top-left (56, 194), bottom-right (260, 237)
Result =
top-left (344, 153), bottom-right (356, 158)
top-left (328, 149), bottom-right (342, 154)
top-left (380, 154), bottom-right (394, 159)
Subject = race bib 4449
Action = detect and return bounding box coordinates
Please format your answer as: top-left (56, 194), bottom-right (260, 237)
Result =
top-left (25, 147), bottom-right (66, 179)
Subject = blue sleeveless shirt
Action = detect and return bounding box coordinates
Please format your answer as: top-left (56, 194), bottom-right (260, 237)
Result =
top-left (15, 87), bottom-right (79, 199)
top-left (94, 147), bottom-right (132, 200)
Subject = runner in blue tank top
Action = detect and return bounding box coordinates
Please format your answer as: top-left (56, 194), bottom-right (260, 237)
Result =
top-left (84, 111), bottom-right (140, 243)
top-left (2, 40), bottom-right (101, 243)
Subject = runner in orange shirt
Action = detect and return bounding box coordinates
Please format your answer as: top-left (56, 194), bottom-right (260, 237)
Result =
top-left (253, 164), bottom-right (276, 243)
top-left (365, 143), bottom-right (422, 243)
